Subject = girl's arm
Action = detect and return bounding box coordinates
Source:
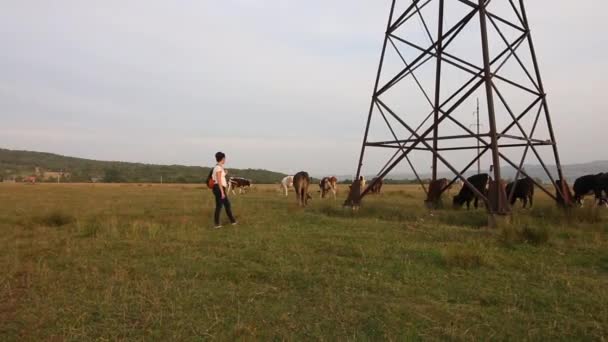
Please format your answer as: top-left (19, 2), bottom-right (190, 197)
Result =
top-left (216, 169), bottom-right (225, 198)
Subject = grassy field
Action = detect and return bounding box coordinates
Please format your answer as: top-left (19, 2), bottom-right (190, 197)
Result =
top-left (1, 183), bottom-right (607, 340)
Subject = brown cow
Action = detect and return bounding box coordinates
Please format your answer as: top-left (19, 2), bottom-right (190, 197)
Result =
top-left (369, 177), bottom-right (384, 194)
top-left (293, 171), bottom-right (312, 207)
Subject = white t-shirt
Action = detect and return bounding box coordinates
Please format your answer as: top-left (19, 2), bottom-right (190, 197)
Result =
top-left (212, 165), bottom-right (228, 187)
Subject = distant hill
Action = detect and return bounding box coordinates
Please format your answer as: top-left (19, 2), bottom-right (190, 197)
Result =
top-left (0, 148), bottom-right (286, 184)
top-left (334, 161), bottom-right (608, 183)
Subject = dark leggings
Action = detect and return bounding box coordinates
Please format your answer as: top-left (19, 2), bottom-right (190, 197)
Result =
top-left (213, 185), bottom-right (236, 225)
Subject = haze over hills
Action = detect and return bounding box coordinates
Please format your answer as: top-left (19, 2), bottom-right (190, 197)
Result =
top-left (0, 148), bottom-right (286, 184)
top-left (1, 148), bottom-right (607, 184)
top-left (335, 160), bottom-right (608, 183)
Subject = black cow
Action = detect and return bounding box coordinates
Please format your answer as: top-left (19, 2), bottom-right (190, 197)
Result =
top-left (573, 173), bottom-right (606, 206)
top-left (453, 173), bottom-right (490, 210)
top-left (293, 171), bottom-right (312, 207)
top-left (506, 177), bottom-right (534, 208)
top-left (599, 174), bottom-right (608, 206)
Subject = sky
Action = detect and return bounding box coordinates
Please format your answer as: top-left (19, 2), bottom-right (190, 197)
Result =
top-left (0, 0), bottom-right (606, 176)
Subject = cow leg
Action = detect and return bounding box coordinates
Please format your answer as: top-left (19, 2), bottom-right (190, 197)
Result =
top-left (529, 195), bottom-right (533, 208)
top-left (474, 197), bottom-right (479, 209)
top-left (522, 197), bottom-right (528, 209)
top-left (466, 200), bottom-right (471, 210)
top-left (595, 190), bottom-right (603, 207)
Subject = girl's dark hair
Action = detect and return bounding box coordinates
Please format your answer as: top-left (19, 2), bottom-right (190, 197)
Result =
top-left (215, 152), bottom-right (226, 162)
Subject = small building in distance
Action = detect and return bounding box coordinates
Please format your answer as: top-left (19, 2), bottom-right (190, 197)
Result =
top-left (35, 167), bottom-right (71, 182)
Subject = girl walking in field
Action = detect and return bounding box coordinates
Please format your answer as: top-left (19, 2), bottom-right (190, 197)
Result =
top-left (210, 152), bottom-right (237, 228)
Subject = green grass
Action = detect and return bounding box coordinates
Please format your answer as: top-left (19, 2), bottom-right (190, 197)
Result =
top-left (1, 183), bottom-right (607, 340)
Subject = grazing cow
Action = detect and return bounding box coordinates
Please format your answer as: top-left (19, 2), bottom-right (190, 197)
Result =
top-left (280, 175), bottom-right (294, 196)
top-left (369, 177), bottom-right (384, 194)
top-left (348, 176), bottom-right (364, 191)
top-left (573, 173), bottom-right (607, 206)
top-left (293, 171), bottom-right (312, 207)
top-left (453, 173), bottom-right (490, 210)
top-left (425, 178), bottom-right (450, 208)
top-left (228, 177), bottom-right (251, 195)
top-left (599, 174), bottom-right (608, 206)
top-left (506, 177), bottom-right (535, 208)
top-left (319, 176), bottom-right (338, 199)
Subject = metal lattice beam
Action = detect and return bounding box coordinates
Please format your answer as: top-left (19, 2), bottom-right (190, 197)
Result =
top-left (346, 0), bottom-right (570, 216)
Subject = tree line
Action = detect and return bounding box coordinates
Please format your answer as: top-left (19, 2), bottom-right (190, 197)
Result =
top-left (0, 148), bottom-right (286, 184)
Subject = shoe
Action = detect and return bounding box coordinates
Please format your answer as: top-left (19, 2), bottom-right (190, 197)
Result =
top-left (213, 225), bottom-right (223, 229)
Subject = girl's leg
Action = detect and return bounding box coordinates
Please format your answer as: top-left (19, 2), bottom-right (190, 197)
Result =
top-left (223, 191), bottom-right (236, 223)
top-left (213, 185), bottom-right (223, 225)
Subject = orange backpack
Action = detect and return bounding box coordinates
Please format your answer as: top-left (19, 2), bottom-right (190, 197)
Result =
top-left (206, 168), bottom-right (216, 189)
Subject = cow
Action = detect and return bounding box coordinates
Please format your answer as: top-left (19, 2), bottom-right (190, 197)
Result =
top-left (280, 175), bottom-right (294, 196)
top-left (369, 177), bottom-right (384, 194)
top-left (573, 173), bottom-right (607, 207)
top-left (599, 174), bottom-right (608, 206)
top-left (506, 177), bottom-right (535, 208)
top-left (228, 177), bottom-right (252, 195)
top-left (453, 173), bottom-right (490, 210)
top-left (293, 171), bottom-right (312, 207)
top-left (359, 176), bottom-right (367, 190)
top-left (319, 176), bottom-right (338, 199)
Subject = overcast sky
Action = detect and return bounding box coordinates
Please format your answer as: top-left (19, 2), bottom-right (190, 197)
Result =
top-left (1, 1), bottom-right (606, 176)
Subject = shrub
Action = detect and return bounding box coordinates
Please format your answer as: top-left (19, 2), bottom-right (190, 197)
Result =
top-left (442, 246), bottom-right (484, 269)
top-left (499, 223), bottom-right (550, 247)
top-left (438, 211), bottom-right (488, 228)
top-left (35, 210), bottom-right (75, 227)
top-left (521, 225), bottom-right (550, 245)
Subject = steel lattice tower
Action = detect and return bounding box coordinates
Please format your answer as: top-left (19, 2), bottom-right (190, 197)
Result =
top-left (345, 0), bottom-right (572, 216)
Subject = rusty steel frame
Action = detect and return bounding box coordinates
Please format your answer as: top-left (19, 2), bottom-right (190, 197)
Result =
top-left (346, 0), bottom-right (568, 215)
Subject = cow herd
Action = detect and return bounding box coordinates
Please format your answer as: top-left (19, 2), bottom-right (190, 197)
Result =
top-left (281, 173), bottom-right (382, 207)
top-left (450, 172), bottom-right (607, 210)
top-left (284, 172), bottom-right (342, 207)
top-left (233, 171), bottom-right (608, 209)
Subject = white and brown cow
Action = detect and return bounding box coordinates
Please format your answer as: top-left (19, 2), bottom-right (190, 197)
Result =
top-left (359, 176), bottom-right (366, 190)
top-left (348, 176), bottom-right (367, 196)
top-left (228, 177), bottom-right (252, 195)
top-left (280, 175), bottom-right (294, 196)
top-left (319, 176), bottom-right (338, 200)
